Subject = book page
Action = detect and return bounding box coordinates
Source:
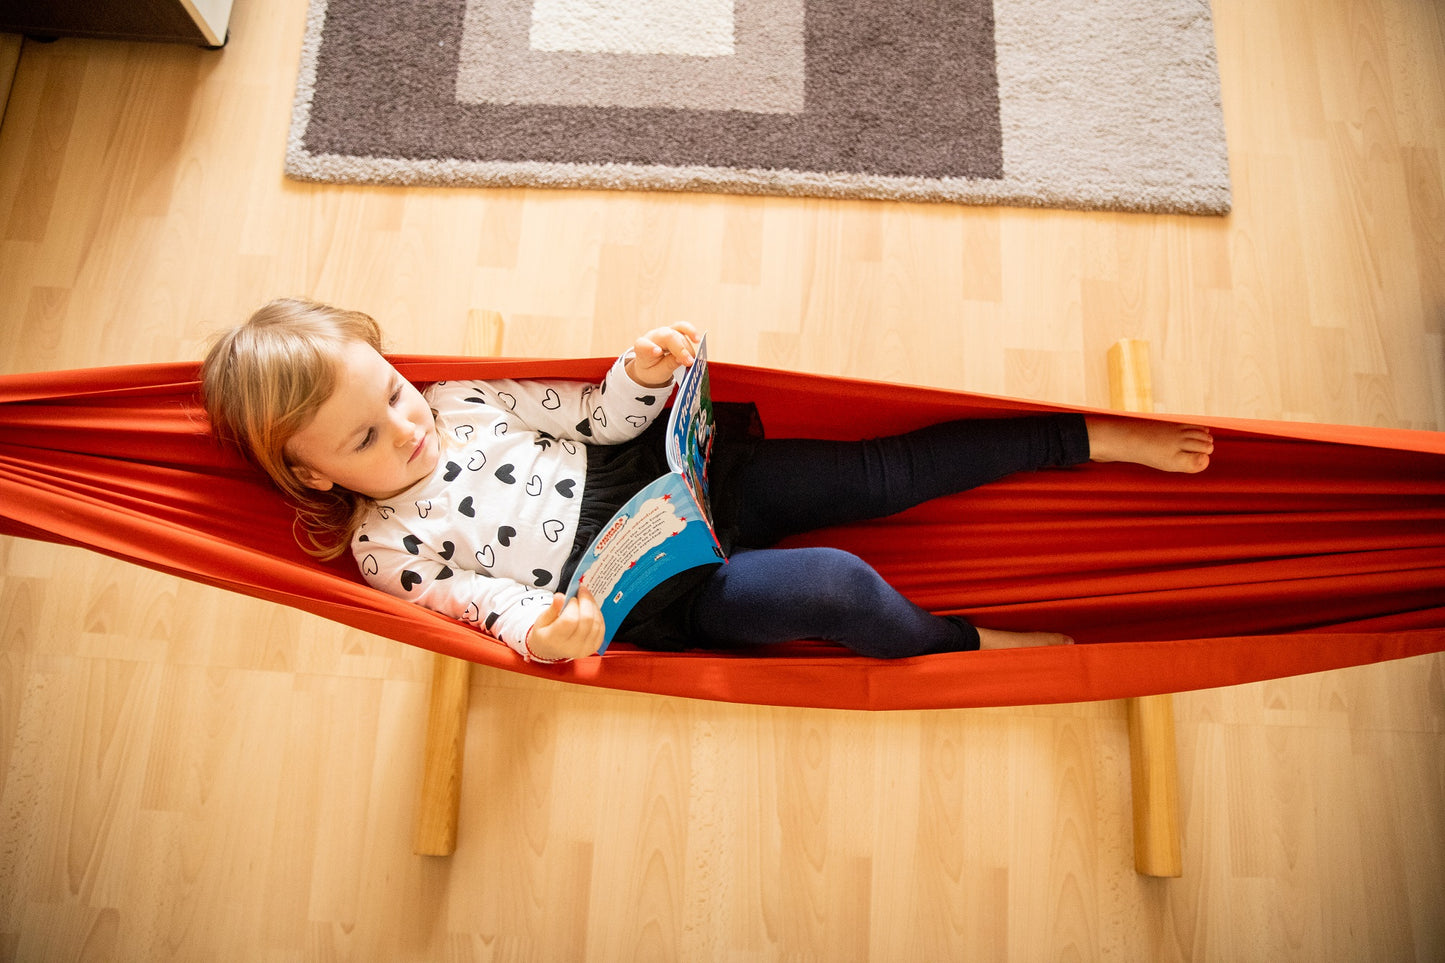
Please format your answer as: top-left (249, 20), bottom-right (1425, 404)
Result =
top-left (567, 474), bottom-right (723, 648)
top-left (564, 336), bottom-right (724, 649)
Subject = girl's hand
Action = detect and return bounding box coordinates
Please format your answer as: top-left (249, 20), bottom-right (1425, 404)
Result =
top-left (628, 323), bottom-right (701, 387)
top-left (525, 585), bottom-right (606, 662)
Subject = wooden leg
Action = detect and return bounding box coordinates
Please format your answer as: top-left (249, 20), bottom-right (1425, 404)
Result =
top-left (463, 307), bottom-right (507, 357)
top-left (1126, 693), bottom-right (1183, 877)
top-left (411, 309), bottom-right (506, 856)
top-left (1107, 338), bottom-right (1184, 878)
top-left (413, 653), bottom-right (472, 856)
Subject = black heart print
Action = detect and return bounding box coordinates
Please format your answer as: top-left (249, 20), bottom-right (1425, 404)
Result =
top-left (459, 496), bottom-right (475, 517)
top-left (401, 570), bottom-right (421, 592)
top-left (554, 479), bottom-right (576, 498)
top-left (497, 526), bottom-right (516, 546)
top-left (495, 464), bottom-right (517, 484)
top-left (440, 540), bottom-right (455, 560)
top-left (532, 569), bottom-right (552, 586)
top-left (444, 461), bottom-right (462, 482)
top-left (436, 566), bottom-right (453, 580)
top-left (403, 534), bottom-right (421, 555)
top-left (575, 418), bottom-right (593, 437)
top-left (636, 395), bottom-right (656, 405)
top-left (542, 388), bottom-right (561, 410)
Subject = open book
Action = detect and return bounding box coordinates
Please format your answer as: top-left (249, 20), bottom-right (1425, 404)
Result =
top-left (563, 335), bottom-right (725, 650)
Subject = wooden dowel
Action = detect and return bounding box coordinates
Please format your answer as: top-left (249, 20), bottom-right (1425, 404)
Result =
top-left (413, 653), bottom-right (472, 856)
top-left (1126, 691), bottom-right (1183, 877)
top-left (411, 309), bottom-right (506, 856)
top-left (463, 307), bottom-right (507, 358)
top-left (1107, 338), bottom-right (1184, 878)
top-left (1106, 338), bottom-right (1154, 414)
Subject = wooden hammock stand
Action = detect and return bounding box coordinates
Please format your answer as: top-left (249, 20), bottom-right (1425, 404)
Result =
top-left (411, 314), bottom-right (1183, 878)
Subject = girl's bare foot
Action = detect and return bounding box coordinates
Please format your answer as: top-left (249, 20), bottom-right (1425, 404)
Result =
top-left (1085, 416), bottom-right (1214, 473)
top-left (977, 627), bottom-right (1075, 650)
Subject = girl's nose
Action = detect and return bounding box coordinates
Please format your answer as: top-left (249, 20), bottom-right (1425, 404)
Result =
top-left (391, 409), bottom-right (418, 445)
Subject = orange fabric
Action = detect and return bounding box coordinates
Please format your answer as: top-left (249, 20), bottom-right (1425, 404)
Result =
top-left (2, 358), bottom-right (1443, 710)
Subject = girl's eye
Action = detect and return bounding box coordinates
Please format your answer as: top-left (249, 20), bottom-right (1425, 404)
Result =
top-left (389, 385), bottom-right (403, 405)
top-left (357, 428), bottom-right (375, 452)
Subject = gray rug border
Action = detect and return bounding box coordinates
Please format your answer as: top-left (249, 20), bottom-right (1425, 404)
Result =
top-left (286, 0), bottom-right (1232, 214)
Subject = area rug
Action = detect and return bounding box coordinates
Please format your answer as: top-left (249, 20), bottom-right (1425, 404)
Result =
top-left (286, 0), bottom-right (1232, 214)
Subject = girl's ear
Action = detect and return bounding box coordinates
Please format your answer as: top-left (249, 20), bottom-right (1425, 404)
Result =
top-left (290, 464), bottom-right (334, 492)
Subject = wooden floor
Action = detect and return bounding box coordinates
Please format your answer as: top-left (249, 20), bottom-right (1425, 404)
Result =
top-left (1, 0), bottom-right (1442, 958)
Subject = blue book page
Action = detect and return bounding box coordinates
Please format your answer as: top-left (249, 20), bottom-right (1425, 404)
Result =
top-left (666, 336), bottom-right (716, 525)
top-left (564, 473), bottom-right (724, 650)
top-left (564, 337), bottom-right (723, 651)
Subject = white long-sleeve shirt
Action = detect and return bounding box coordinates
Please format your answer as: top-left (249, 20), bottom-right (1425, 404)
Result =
top-left (351, 354), bottom-right (673, 659)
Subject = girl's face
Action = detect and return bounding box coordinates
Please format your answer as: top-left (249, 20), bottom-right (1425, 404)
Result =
top-left (285, 340), bottom-right (440, 499)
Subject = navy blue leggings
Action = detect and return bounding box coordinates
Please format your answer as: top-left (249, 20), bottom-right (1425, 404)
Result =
top-left (687, 415), bottom-right (1090, 658)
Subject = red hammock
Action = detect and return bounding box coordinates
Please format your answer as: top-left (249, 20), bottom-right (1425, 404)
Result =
top-left (2, 357), bottom-right (1443, 710)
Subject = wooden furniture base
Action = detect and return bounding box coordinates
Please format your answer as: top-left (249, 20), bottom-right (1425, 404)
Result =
top-left (1109, 338), bottom-right (1185, 878)
top-left (411, 310), bottom-right (504, 856)
top-left (412, 324), bottom-right (1185, 876)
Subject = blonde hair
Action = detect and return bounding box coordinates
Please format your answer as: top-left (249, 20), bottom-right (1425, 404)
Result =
top-left (201, 298), bottom-right (385, 559)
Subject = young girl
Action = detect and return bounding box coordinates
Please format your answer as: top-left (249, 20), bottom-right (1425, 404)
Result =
top-left (201, 298), bottom-right (1214, 664)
